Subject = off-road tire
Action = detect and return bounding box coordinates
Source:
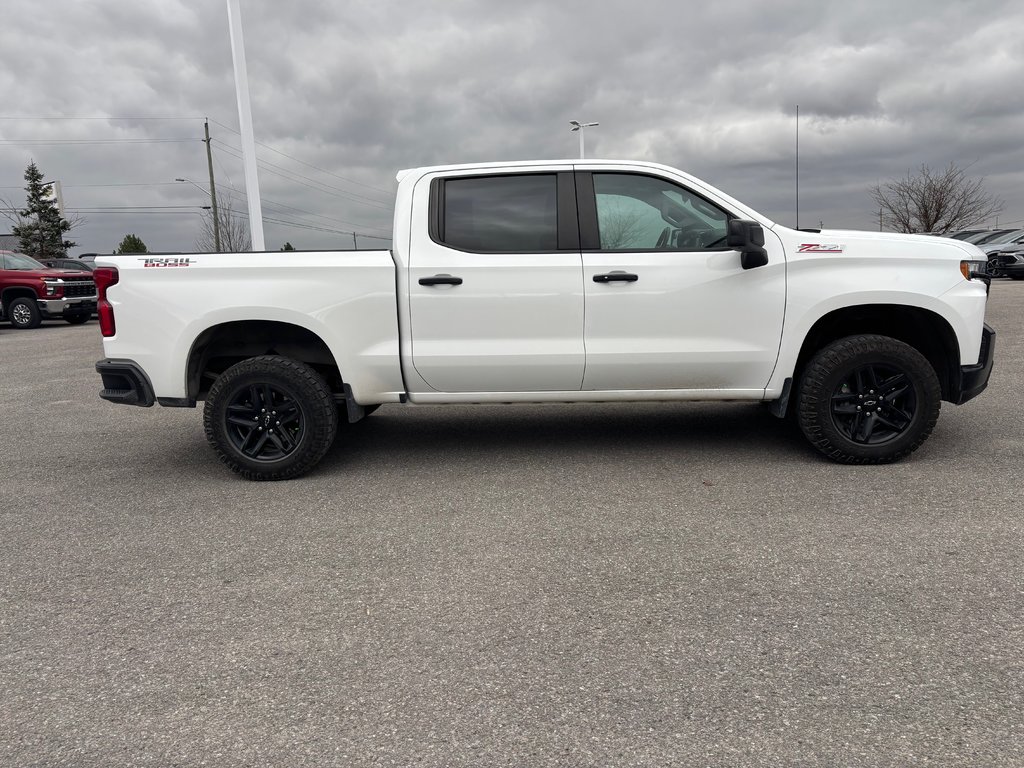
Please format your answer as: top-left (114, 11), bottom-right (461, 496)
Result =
top-left (203, 356), bottom-right (338, 481)
top-left (8, 297), bottom-right (42, 329)
top-left (797, 335), bottom-right (941, 464)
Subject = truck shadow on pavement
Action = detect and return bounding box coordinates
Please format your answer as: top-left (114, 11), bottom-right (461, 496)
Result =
top-left (321, 402), bottom-right (811, 470)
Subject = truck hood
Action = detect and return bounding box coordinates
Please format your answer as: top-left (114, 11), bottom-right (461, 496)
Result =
top-left (772, 227), bottom-right (986, 260)
top-left (6, 267), bottom-right (93, 279)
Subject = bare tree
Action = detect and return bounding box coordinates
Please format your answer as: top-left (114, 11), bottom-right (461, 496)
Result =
top-left (195, 196), bottom-right (251, 252)
top-left (598, 200), bottom-right (649, 249)
top-left (870, 163), bottom-right (1003, 234)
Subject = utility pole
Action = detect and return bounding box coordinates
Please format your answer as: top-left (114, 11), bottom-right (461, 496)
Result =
top-left (352, 232), bottom-right (357, 250)
top-left (204, 120), bottom-right (221, 252)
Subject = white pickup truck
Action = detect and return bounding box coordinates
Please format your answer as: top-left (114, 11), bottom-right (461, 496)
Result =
top-left (94, 159), bottom-right (994, 480)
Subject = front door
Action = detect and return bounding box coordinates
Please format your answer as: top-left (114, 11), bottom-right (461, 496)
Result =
top-left (578, 171), bottom-right (786, 392)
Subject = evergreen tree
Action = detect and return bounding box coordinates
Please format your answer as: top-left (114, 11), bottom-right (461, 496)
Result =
top-left (11, 161), bottom-right (76, 259)
top-left (281, 241), bottom-right (295, 251)
top-left (116, 234), bottom-right (148, 253)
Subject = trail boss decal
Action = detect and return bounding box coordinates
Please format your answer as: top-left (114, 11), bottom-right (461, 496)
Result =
top-left (798, 243), bottom-right (845, 254)
top-left (140, 257), bottom-right (194, 268)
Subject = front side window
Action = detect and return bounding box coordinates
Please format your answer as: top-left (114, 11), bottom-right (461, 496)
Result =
top-left (440, 174), bottom-right (558, 253)
top-left (592, 173), bottom-right (730, 251)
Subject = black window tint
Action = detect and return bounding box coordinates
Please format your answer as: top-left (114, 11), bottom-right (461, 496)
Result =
top-left (443, 174), bottom-right (558, 252)
top-left (592, 173), bottom-right (730, 251)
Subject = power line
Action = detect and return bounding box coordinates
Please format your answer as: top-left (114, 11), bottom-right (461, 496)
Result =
top-left (0, 138), bottom-right (199, 145)
top-left (182, 148), bottom-right (389, 236)
top-left (0, 182), bottom-right (179, 189)
top-left (263, 216), bottom-right (391, 240)
top-left (210, 183), bottom-right (392, 234)
top-left (0, 114), bottom-right (396, 235)
top-left (1, 112), bottom-right (395, 202)
top-left (67, 205), bottom-right (210, 210)
top-left (206, 117), bottom-right (393, 196)
top-left (216, 203), bottom-right (391, 240)
top-left (70, 182), bottom-right (181, 188)
top-left (213, 141), bottom-right (393, 211)
top-left (63, 210), bottom-right (208, 216)
top-left (0, 116), bottom-right (207, 120)
top-left (212, 139), bottom-right (393, 208)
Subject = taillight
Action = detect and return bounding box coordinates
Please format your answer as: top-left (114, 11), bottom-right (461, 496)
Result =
top-left (94, 267), bottom-right (119, 337)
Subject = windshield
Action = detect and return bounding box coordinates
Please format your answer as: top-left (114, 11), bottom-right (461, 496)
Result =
top-left (969, 230), bottom-right (1013, 244)
top-left (985, 229), bottom-right (1024, 245)
top-left (1, 252), bottom-right (46, 270)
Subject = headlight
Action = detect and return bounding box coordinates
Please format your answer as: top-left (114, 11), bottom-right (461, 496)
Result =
top-left (960, 260), bottom-right (987, 279)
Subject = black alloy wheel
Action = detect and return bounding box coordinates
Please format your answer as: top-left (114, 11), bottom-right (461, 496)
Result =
top-left (829, 363), bottom-right (917, 445)
top-left (224, 382), bottom-right (305, 462)
top-left (797, 335), bottom-right (941, 464)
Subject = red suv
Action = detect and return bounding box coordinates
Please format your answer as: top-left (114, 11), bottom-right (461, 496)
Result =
top-left (0, 250), bottom-right (97, 329)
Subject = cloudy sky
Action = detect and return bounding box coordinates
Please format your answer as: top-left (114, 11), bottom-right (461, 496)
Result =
top-left (2, 0), bottom-right (1023, 255)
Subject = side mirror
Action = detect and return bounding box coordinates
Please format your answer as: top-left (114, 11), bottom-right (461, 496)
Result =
top-left (726, 219), bottom-right (769, 269)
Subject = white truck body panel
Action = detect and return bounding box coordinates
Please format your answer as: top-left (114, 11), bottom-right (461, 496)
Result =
top-left (97, 251), bottom-right (405, 403)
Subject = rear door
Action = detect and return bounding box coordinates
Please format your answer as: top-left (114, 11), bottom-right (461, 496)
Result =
top-left (407, 169), bottom-right (585, 392)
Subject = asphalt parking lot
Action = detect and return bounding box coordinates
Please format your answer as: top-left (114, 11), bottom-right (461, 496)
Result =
top-left (2, 283), bottom-right (1022, 767)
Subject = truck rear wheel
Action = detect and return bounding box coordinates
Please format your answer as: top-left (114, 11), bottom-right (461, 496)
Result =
top-left (797, 335), bottom-right (940, 464)
top-left (8, 297), bottom-right (42, 329)
top-left (203, 356), bottom-right (338, 480)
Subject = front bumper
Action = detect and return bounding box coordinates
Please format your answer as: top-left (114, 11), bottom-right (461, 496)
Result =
top-left (96, 359), bottom-right (155, 407)
top-left (955, 324), bottom-right (995, 405)
top-left (38, 295), bottom-right (97, 317)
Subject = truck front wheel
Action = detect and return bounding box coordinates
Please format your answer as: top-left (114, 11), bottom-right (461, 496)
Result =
top-left (7, 297), bottom-right (42, 329)
top-left (203, 356), bottom-right (338, 480)
top-left (797, 335), bottom-right (940, 464)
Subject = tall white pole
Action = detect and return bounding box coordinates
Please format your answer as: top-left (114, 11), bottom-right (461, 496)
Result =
top-left (226, 0), bottom-right (265, 251)
top-left (579, 129), bottom-right (585, 159)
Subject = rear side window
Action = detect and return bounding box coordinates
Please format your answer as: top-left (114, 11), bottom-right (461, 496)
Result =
top-left (438, 174), bottom-right (558, 253)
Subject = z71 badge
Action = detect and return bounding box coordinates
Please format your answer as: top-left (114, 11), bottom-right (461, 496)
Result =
top-left (140, 257), bottom-right (194, 268)
top-left (798, 244), bottom-right (845, 253)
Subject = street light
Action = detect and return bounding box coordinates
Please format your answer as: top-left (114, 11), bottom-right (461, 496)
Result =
top-left (176, 177), bottom-right (220, 252)
top-left (569, 120), bottom-right (599, 159)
